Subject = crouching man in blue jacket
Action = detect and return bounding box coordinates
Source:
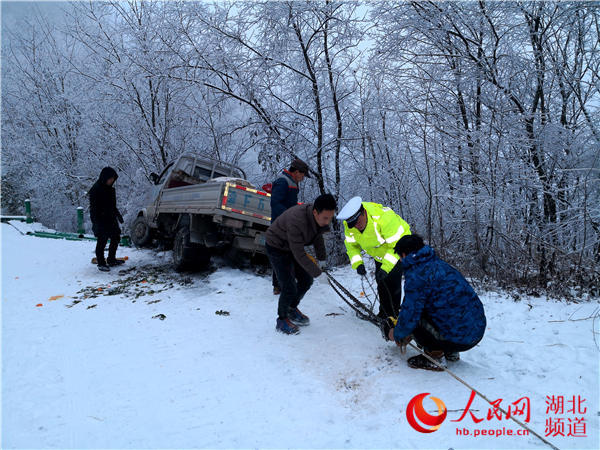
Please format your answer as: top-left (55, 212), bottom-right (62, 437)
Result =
top-left (387, 234), bottom-right (486, 371)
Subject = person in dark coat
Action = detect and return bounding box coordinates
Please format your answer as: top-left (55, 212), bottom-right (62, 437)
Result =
top-left (270, 158), bottom-right (309, 221)
top-left (388, 234), bottom-right (486, 371)
top-left (265, 193), bottom-right (336, 335)
top-left (89, 167), bottom-right (125, 271)
top-left (269, 158), bottom-right (310, 294)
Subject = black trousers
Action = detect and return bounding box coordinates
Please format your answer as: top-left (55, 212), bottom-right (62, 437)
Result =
top-left (413, 315), bottom-right (481, 353)
top-left (270, 220), bottom-right (280, 289)
top-left (375, 261), bottom-right (403, 319)
top-left (266, 244), bottom-right (313, 319)
top-left (95, 229), bottom-right (120, 265)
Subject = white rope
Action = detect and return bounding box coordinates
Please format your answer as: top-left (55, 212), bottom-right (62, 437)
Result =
top-left (325, 270), bottom-right (560, 450)
top-left (407, 342), bottom-right (559, 450)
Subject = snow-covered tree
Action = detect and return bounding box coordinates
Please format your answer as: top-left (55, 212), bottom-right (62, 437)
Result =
top-left (2, 1), bottom-right (598, 293)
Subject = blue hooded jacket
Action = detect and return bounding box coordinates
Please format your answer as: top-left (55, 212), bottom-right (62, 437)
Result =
top-left (393, 245), bottom-right (486, 345)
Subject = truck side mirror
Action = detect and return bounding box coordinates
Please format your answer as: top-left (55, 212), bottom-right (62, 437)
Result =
top-left (150, 172), bottom-right (159, 185)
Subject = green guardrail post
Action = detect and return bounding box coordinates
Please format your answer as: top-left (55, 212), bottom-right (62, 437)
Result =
top-left (25, 199), bottom-right (33, 223)
top-left (77, 207), bottom-right (85, 237)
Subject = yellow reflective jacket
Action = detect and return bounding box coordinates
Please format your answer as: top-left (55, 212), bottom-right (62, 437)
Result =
top-left (343, 202), bottom-right (411, 273)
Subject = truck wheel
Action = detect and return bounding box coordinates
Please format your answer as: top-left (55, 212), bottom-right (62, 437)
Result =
top-left (173, 227), bottom-right (212, 271)
top-left (173, 226), bottom-right (192, 271)
top-left (131, 216), bottom-right (152, 247)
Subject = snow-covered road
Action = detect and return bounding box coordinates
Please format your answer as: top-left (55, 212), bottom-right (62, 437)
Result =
top-left (2, 222), bottom-right (598, 449)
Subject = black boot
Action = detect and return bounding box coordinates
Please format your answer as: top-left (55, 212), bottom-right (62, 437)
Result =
top-left (407, 351), bottom-right (446, 371)
top-left (98, 263), bottom-right (110, 272)
top-left (445, 351), bottom-right (460, 362)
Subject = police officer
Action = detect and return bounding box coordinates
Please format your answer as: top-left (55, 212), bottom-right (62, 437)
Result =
top-left (337, 197), bottom-right (411, 325)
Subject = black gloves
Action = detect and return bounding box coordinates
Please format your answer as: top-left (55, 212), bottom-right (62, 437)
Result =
top-left (356, 264), bottom-right (367, 277)
top-left (375, 267), bottom-right (387, 283)
top-left (357, 265), bottom-right (388, 281)
top-left (117, 211), bottom-right (124, 224)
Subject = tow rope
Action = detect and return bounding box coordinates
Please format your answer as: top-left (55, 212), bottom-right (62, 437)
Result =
top-left (323, 269), bottom-right (559, 450)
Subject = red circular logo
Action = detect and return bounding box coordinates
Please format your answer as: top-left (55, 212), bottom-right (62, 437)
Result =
top-left (406, 392), bottom-right (447, 433)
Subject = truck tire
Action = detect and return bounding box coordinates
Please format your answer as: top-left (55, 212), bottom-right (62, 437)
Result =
top-left (173, 227), bottom-right (211, 272)
top-left (131, 216), bottom-right (152, 247)
top-left (173, 226), bottom-right (193, 271)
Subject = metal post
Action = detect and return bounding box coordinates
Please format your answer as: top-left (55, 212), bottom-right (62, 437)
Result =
top-left (25, 199), bottom-right (33, 223)
top-left (77, 207), bottom-right (85, 237)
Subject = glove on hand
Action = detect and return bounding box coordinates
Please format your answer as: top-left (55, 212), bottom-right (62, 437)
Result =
top-left (117, 212), bottom-right (124, 224)
top-left (356, 264), bottom-right (367, 277)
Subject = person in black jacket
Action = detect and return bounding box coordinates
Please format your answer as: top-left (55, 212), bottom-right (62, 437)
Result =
top-left (89, 167), bottom-right (125, 271)
top-left (269, 158), bottom-right (310, 294)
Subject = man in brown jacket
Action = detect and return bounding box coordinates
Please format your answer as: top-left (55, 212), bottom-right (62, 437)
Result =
top-left (265, 193), bottom-right (337, 334)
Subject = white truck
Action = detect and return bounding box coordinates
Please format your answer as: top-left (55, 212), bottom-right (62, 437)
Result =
top-left (131, 154), bottom-right (271, 270)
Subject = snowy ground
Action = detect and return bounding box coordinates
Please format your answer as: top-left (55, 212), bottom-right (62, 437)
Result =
top-left (2, 221), bottom-right (599, 449)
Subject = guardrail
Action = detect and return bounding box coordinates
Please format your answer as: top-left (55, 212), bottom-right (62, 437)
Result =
top-left (1, 199), bottom-right (131, 246)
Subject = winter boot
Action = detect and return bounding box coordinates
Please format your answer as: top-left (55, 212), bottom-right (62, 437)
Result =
top-left (407, 350), bottom-right (446, 371)
top-left (276, 318), bottom-right (300, 335)
top-left (97, 263), bottom-right (110, 272)
top-left (107, 258), bottom-right (125, 267)
top-left (288, 307), bottom-right (310, 326)
top-left (445, 351), bottom-right (460, 362)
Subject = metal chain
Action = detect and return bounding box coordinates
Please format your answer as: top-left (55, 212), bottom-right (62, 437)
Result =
top-left (360, 275), bottom-right (379, 317)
